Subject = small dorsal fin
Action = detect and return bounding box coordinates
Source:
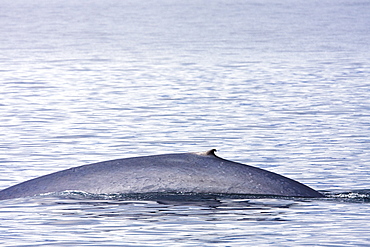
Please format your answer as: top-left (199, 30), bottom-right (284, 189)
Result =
top-left (195, 149), bottom-right (217, 156)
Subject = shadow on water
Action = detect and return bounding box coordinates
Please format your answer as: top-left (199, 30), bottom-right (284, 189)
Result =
top-left (52, 190), bottom-right (370, 203)
top-left (2, 190), bottom-right (369, 223)
top-left (3, 190), bottom-right (370, 206)
top-left (55, 191), bottom-right (310, 204)
top-left (35, 192), bottom-right (300, 222)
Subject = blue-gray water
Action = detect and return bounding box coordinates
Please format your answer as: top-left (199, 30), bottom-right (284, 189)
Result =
top-left (1, 0), bottom-right (370, 246)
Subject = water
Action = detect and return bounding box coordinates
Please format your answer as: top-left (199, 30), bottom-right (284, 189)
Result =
top-left (1, 0), bottom-right (370, 245)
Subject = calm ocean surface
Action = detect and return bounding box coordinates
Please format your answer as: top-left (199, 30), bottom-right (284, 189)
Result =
top-left (1, 0), bottom-right (370, 246)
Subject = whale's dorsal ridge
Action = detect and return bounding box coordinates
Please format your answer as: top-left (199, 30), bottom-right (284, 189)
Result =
top-left (0, 149), bottom-right (324, 200)
top-left (195, 149), bottom-right (217, 157)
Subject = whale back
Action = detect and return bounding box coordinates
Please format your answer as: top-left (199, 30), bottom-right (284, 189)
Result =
top-left (0, 150), bottom-right (323, 200)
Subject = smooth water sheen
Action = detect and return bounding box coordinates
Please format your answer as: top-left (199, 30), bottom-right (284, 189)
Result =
top-left (1, 0), bottom-right (370, 246)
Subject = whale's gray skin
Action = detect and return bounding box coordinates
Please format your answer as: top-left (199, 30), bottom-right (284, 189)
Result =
top-left (0, 149), bottom-right (323, 200)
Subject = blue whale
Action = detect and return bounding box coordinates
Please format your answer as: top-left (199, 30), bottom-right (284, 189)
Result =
top-left (0, 149), bottom-right (323, 200)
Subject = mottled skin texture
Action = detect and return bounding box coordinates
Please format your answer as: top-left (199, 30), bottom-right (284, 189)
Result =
top-left (0, 150), bottom-right (323, 200)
